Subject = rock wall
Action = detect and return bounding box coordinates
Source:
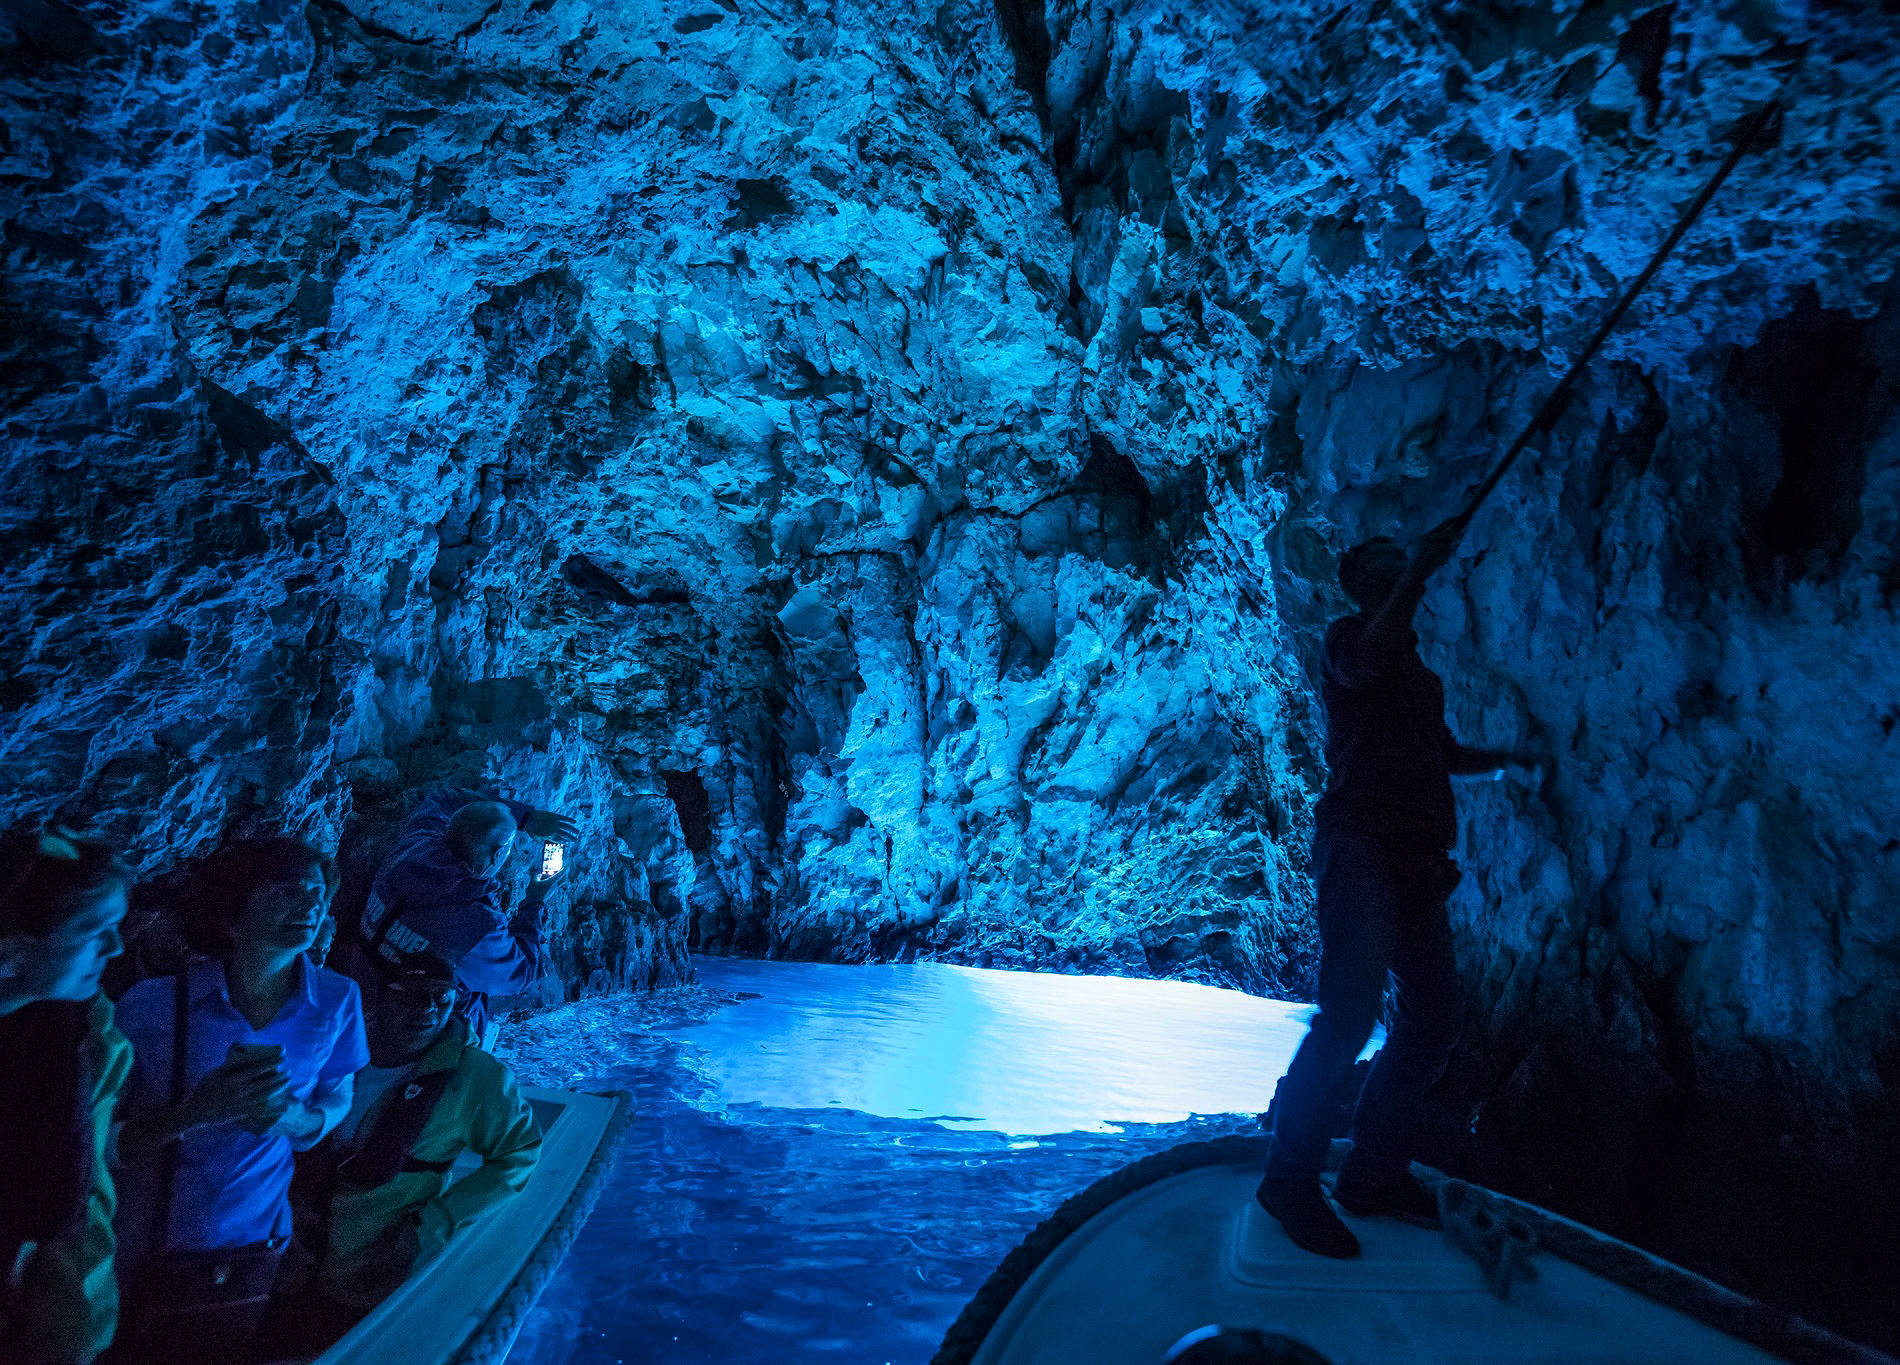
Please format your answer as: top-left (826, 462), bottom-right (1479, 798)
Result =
top-left (1017, 0), bottom-right (1900, 1341)
top-left (3, 0), bottom-right (1320, 999)
top-left (4, 0), bottom-right (1898, 1341)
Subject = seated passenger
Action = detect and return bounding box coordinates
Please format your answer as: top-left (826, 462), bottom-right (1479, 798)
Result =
top-left (292, 951), bottom-right (541, 1346)
top-left (110, 837), bottom-right (368, 1363)
top-left (0, 826), bottom-right (133, 1365)
top-left (357, 787), bottom-right (575, 1047)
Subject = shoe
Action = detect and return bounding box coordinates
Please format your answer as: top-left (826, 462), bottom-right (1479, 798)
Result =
top-left (1255, 1173), bottom-right (1361, 1259)
top-left (1333, 1169), bottom-right (1441, 1226)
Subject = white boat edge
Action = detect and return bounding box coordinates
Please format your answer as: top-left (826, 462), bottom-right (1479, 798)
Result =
top-left (312, 1086), bottom-right (632, 1365)
top-left (932, 1135), bottom-right (1897, 1365)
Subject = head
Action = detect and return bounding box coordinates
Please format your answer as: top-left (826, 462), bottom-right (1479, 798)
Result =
top-left (196, 836), bottom-right (337, 960)
top-left (447, 801), bottom-right (517, 879)
top-left (1338, 535), bottom-right (1408, 611)
top-left (1163, 1326), bottom-right (1331, 1365)
top-left (369, 952), bottom-right (460, 1061)
top-left (0, 825), bottom-right (132, 1009)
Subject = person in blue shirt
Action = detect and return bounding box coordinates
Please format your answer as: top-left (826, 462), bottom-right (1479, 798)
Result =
top-left (110, 837), bottom-right (369, 1362)
top-left (357, 788), bottom-right (576, 1047)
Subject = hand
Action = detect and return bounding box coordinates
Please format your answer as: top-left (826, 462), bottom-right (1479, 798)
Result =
top-left (1507, 749), bottom-right (1553, 785)
top-left (180, 1054), bottom-right (294, 1132)
top-left (520, 809), bottom-right (579, 842)
top-left (339, 1216), bottom-right (424, 1302)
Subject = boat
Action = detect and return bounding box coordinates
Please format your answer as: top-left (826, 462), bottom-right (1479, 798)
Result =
top-left (313, 1087), bottom-right (630, 1365)
top-left (934, 1136), bottom-right (1893, 1365)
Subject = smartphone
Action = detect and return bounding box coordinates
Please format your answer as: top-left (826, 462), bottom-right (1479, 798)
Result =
top-left (539, 842), bottom-right (564, 879)
top-left (227, 1041), bottom-right (284, 1070)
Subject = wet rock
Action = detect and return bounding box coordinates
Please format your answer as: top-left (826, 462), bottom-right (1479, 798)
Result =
top-left (3, 0), bottom-right (1899, 1341)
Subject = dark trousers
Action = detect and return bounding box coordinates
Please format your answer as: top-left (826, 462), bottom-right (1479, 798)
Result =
top-left (1268, 826), bottom-right (1463, 1184)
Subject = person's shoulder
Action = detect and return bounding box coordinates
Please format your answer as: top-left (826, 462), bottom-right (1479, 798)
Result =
top-left (456, 1037), bottom-right (525, 1098)
top-left (308, 961), bottom-right (365, 1016)
top-left (112, 970), bottom-right (177, 1025)
top-left (458, 1043), bottom-right (511, 1083)
top-left (87, 992), bottom-right (134, 1092)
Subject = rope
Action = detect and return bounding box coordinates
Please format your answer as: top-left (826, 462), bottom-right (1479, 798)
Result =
top-left (450, 1090), bottom-right (634, 1365)
top-left (1444, 96), bottom-right (1784, 539)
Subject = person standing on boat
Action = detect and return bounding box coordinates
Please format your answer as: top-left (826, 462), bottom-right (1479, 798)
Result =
top-left (356, 787), bottom-right (576, 1048)
top-left (1258, 525), bottom-right (1538, 1259)
top-left (276, 950), bottom-right (540, 1350)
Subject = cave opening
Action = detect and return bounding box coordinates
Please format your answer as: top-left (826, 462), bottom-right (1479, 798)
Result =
top-left (659, 768), bottom-right (713, 856)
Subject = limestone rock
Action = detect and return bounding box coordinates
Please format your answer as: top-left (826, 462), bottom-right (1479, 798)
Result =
top-left (4, 0), bottom-right (1899, 1342)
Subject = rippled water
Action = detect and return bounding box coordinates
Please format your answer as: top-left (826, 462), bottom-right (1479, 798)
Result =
top-left (507, 958), bottom-right (1364, 1365)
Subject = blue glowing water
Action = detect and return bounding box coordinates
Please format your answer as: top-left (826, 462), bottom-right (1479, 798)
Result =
top-left (507, 959), bottom-right (1370, 1364)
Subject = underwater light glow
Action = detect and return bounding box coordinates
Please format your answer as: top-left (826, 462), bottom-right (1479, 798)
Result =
top-left (674, 958), bottom-right (1380, 1134)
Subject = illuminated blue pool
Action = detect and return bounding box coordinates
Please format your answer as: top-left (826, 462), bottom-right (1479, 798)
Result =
top-left (505, 959), bottom-right (1368, 1363)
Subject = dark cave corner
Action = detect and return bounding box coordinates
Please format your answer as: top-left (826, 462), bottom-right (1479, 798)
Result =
top-left (661, 768), bottom-right (713, 856)
top-left (1731, 287), bottom-right (1895, 595)
top-left (1429, 1009), bottom-right (1900, 1355)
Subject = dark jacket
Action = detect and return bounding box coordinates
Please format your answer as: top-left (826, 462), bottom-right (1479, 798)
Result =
top-left (2, 993), bottom-right (131, 1364)
top-left (359, 789), bottom-right (539, 1037)
top-left (314, 1023), bottom-right (540, 1308)
top-left (1313, 615), bottom-right (1458, 848)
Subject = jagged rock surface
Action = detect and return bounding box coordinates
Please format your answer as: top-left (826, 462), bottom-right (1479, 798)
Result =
top-left (4, 0), bottom-right (1898, 1342)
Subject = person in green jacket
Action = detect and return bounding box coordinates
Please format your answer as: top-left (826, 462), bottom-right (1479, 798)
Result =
top-left (0, 826), bottom-right (133, 1365)
top-left (290, 950), bottom-right (541, 1347)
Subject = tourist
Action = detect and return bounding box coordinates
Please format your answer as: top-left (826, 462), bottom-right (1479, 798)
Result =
top-left (110, 837), bottom-right (369, 1362)
top-left (356, 787), bottom-right (576, 1047)
top-left (0, 825), bottom-right (133, 1365)
top-left (1258, 526), bottom-right (1540, 1258)
top-left (279, 950), bottom-right (541, 1349)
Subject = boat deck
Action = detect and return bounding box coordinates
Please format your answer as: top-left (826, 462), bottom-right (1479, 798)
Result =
top-left (971, 1163), bottom-right (1781, 1364)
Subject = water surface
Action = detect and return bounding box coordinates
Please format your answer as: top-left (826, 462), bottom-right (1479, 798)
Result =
top-left (508, 958), bottom-right (1362, 1364)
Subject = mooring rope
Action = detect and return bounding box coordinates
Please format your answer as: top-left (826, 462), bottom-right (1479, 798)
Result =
top-left (453, 1090), bottom-right (635, 1365)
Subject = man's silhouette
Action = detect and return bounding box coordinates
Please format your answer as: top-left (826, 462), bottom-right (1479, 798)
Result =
top-left (1259, 523), bottom-right (1536, 1258)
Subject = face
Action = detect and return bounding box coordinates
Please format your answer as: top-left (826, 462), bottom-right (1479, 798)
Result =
top-left (373, 976), bottom-right (458, 1056)
top-left (2, 887), bottom-right (129, 1003)
top-left (464, 819), bottom-right (516, 880)
top-left (234, 867), bottom-right (330, 955)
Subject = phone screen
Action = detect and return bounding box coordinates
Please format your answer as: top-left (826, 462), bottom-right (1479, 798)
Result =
top-left (540, 843), bottom-right (564, 878)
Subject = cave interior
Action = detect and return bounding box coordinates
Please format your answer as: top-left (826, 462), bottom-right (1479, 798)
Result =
top-left (2, 0), bottom-right (1898, 1353)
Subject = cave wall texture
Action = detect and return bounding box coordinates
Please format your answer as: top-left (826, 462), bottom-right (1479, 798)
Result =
top-left (4, 0), bottom-right (1898, 1342)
